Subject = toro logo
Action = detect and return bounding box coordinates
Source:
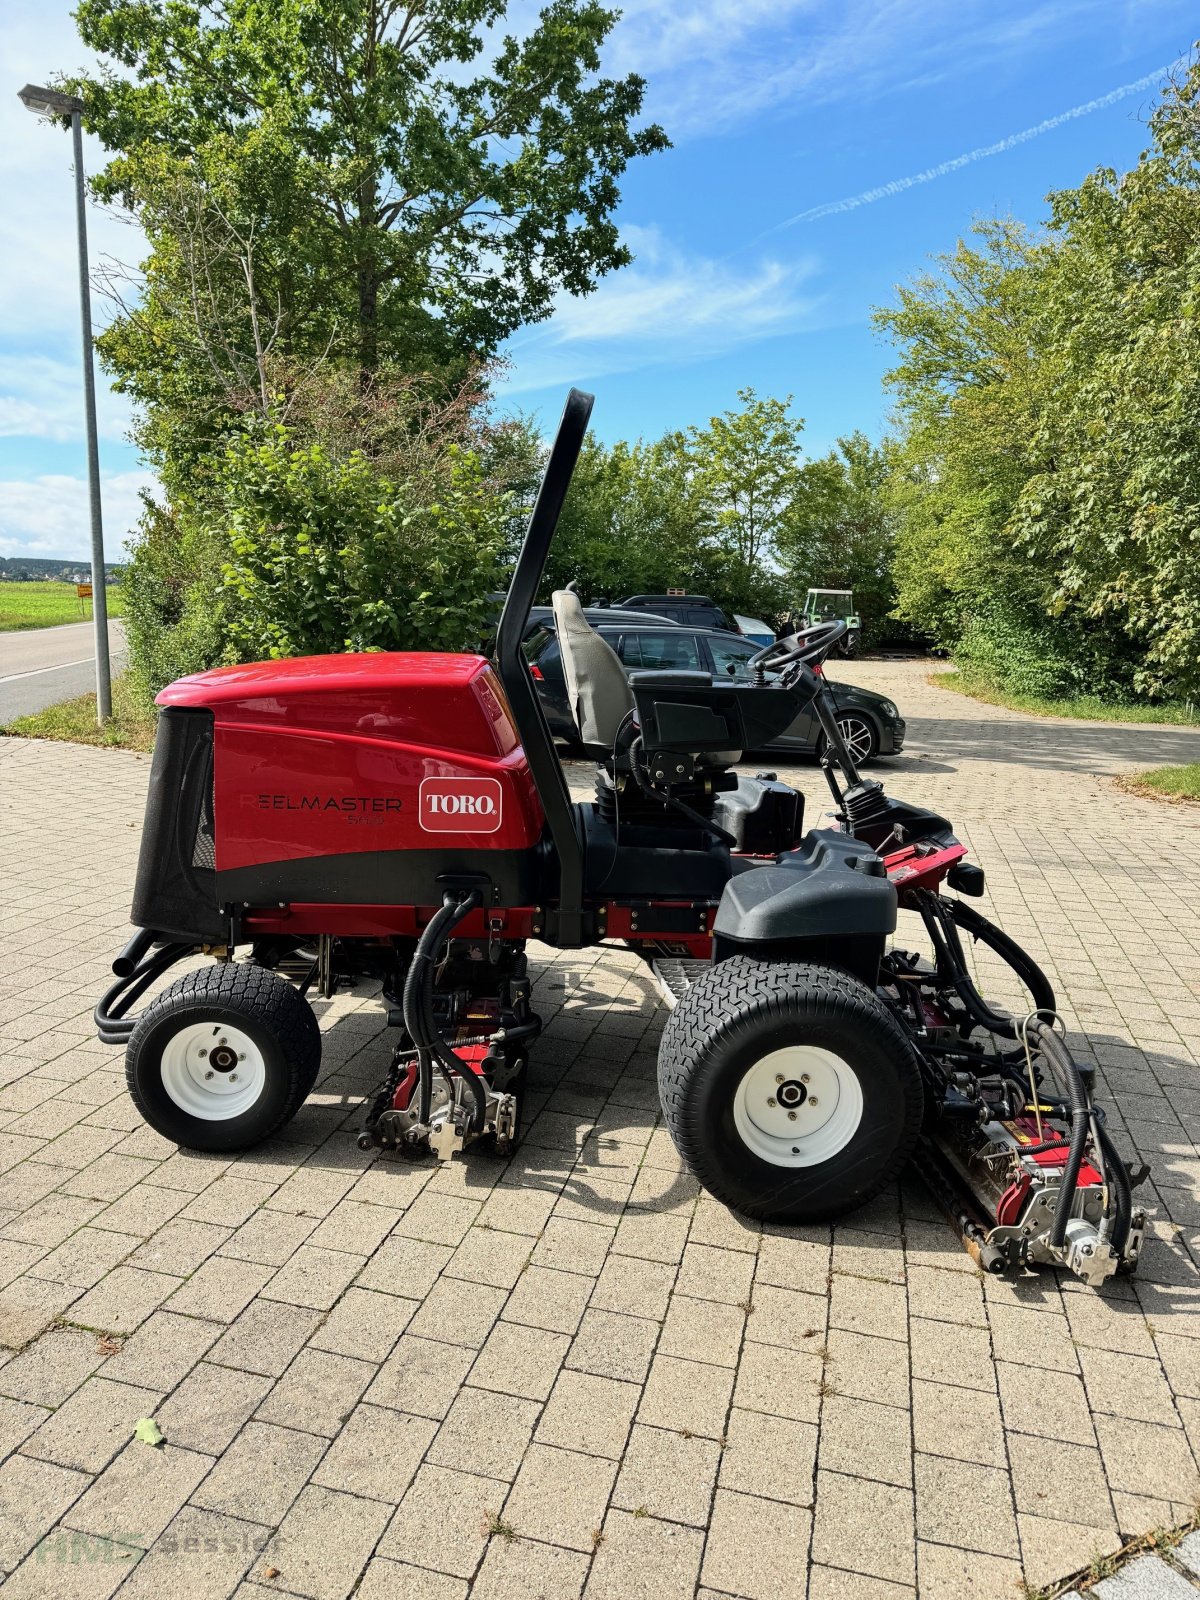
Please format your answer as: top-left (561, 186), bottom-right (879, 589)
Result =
top-left (419, 777), bottom-right (504, 834)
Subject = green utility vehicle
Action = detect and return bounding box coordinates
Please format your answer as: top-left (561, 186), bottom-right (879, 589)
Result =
top-left (802, 589), bottom-right (861, 657)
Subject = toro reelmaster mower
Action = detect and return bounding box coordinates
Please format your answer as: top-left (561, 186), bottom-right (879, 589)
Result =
top-left (97, 391), bottom-right (1148, 1286)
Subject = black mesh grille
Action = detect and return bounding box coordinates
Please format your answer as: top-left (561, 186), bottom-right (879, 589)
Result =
top-left (131, 707), bottom-right (226, 942)
top-left (191, 776), bottom-right (215, 870)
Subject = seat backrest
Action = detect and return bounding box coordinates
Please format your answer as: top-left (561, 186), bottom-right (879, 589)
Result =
top-left (551, 590), bottom-right (634, 750)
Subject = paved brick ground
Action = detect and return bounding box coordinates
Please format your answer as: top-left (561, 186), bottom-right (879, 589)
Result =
top-left (1, 661), bottom-right (1199, 1600)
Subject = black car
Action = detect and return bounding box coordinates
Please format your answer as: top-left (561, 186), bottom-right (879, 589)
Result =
top-left (523, 619), bottom-right (905, 763)
top-left (604, 594), bottom-right (739, 632)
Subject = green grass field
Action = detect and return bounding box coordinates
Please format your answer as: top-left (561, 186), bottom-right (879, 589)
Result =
top-left (1, 672), bottom-right (156, 751)
top-left (1120, 763), bottom-right (1200, 802)
top-left (936, 669), bottom-right (1200, 727)
top-left (0, 581), bottom-right (126, 632)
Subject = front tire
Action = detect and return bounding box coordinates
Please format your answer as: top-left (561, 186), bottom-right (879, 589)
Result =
top-left (126, 964), bottom-right (321, 1152)
top-left (657, 958), bottom-right (923, 1223)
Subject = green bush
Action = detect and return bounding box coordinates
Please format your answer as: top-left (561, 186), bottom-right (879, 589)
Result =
top-left (219, 426), bottom-right (509, 661)
top-left (123, 498), bottom-right (233, 704)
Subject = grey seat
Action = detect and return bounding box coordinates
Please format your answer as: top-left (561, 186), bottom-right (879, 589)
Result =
top-left (551, 590), bottom-right (634, 752)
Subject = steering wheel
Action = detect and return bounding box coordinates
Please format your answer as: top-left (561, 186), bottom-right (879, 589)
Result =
top-left (747, 620), bottom-right (847, 679)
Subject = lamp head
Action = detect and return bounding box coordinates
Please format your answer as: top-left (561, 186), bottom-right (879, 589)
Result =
top-left (18, 84), bottom-right (84, 119)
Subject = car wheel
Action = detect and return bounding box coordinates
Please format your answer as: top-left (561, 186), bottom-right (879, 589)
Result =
top-left (822, 712), bottom-right (877, 766)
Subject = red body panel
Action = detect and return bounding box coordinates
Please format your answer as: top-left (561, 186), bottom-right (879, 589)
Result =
top-left (159, 653), bottom-right (544, 872)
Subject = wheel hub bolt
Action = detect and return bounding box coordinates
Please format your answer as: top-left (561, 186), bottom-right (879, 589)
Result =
top-left (767, 1097), bottom-right (777, 1107)
top-left (204, 1071), bottom-right (214, 1080)
top-left (788, 1111), bottom-right (797, 1121)
top-left (775, 1074), bottom-right (784, 1084)
top-left (198, 1049), bottom-right (207, 1059)
top-left (230, 1074), bottom-right (239, 1083)
top-left (809, 1097), bottom-right (819, 1106)
top-left (800, 1073), bottom-right (810, 1083)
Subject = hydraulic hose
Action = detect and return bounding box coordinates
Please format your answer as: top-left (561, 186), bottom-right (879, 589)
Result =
top-left (401, 892), bottom-right (487, 1134)
top-left (1094, 1116), bottom-right (1134, 1257)
top-left (1037, 1021), bottom-right (1092, 1251)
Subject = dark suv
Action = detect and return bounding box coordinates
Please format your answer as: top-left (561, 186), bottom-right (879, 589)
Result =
top-left (524, 619), bottom-right (904, 764)
top-left (607, 594), bottom-right (739, 632)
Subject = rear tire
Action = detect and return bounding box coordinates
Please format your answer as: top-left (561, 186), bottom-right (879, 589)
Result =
top-left (126, 964), bottom-right (321, 1152)
top-left (657, 957), bottom-right (923, 1223)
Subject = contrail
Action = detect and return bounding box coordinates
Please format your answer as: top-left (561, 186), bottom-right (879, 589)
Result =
top-left (753, 58), bottom-right (1183, 243)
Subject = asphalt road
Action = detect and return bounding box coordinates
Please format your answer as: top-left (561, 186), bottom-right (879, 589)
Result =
top-left (0, 618), bottom-right (127, 723)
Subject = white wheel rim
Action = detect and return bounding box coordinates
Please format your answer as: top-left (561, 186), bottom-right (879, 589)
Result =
top-left (837, 716), bottom-right (873, 765)
top-left (160, 1021), bottom-right (267, 1121)
top-left (733, 1046), bottom-right (863, 1168)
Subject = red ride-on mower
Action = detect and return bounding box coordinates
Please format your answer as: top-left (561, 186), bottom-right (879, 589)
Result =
top-left (97, 391), bottom-right (1147, 1286)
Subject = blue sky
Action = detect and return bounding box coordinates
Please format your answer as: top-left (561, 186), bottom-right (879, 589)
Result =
top-left (1, 0), bottom-right (1195, 559)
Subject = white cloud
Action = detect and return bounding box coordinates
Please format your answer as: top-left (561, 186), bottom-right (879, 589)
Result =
top-left (0, 354), bottom-right (134, 444)
top-left (501, 230), bottom-right (822, 393)
top-left (0, 471), bottom-right (156, 561)
top-left (607, 0), bottom-right (1177, 136)
top-left (0, 5), bottom-right (144, 450)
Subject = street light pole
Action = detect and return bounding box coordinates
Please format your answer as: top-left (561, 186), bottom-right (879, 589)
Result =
top-left (19, 84), bottom-right (112, 723)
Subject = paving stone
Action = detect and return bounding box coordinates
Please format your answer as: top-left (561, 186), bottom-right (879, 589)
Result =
top-left (908, 1317), bottom-right (995, 1393)
top-left (812, 1470), bottom-right (915, 1586)
top-left (911, 1378), bottom-right (1005, 1467)
top-left (637, 1353), bottom-right (734, 1440)
top-left (307, 1197), bottom-right (400, 1255)
top-left (820, 1393), bottom-right (913, 1486)
top-left (354, 1558), bottom-right (467, 1600)
top-left (260, 1244), bottom-right (365, 1311)
top-left (702, 1488), bottom-right (811, 1600)
top-left (0, 1452), bottom-right (90, 1572)
top-left (22, 1375), bottom-right (162, 1473)
top-left (469, 1318), bottom-right (571, 1401)
top-left (407, 1275), bottom-right (506, 1348)
top-left (503, 1440), bottom-right (618, 1550)
top-left (658, 1293), bottom-right (745, 1368)
top-left (429, 1386), bottom-right (540, 1479)
top-left (207, 1297), bottom-right (323, 1377)
top-left (256, 1346), bottom-right (374, 1436)
top-left (732, 1338), bottom-right (823, 1422)
top-left (1079, 1346), bottom-right (1183, 1427)
top-left (356, 1235), bottom-right (451, 1298)
top-left (472, 1534), bottom-right (589, 1600)
top-left (166, 1255), bottom-right (273, 1322)
top-left (191, 1418), bottom-right (326, 1524)
top-left (1017, 1512), bottom-right (1123, 1590)
top-left (503, 1265), bottom-right (593, 1334)
top-left (127, 1217), bottom-right (229, 1276)
top-left (306, 1285), bottom-right (416, 1361)
top-left (612, 1422), bottom-right (719, 1526)
top-left (1178, 1531), bottom-right (1200, 1578)
top-left (63, 1440), bottom-right (213, 1547)
top-left (612, 1208), bottom-right (690, 1265)
top-left (1093, 1413), bottom-right (1200, 1503)
top-left (586, 1508), bottom-right (705, 1600)
top-left (0, 1324), bottom-right (105, 1407)
top-left (366, 1333), bottom-right (475, 1419)
top-left (379, 1462), bottom-right (509, 1576)
top-left (997, 1360), bottom-right (1096, 1445)
top-left (1093, 1554), bottom-right (1200, 1599)
top-left (218, 1207), bottom-right (318, 1266)
top-left (1007, 1432), bottom-right (1119, 1531)
top-left (445, 1226), bottom-right (532, 1290)
top-left (537, 1368), bottom-right (640, 1459)
top-left (566, 1308), bottom-right (659, 1383)
top-left (254, 1483), bottom-right (390, 1599)
top-left (823, 1329), bottom-right (909, 1410)
top-left (720, 1406), bottom-right (817, 1505)
top-left (915, 1541), bottom-right (1024, 1600)
top-left (828, 1275), bottom-right (905, 1343)
top-left (916, 1452), bottom-right (1020, 1560)
top-left (589, 1253), bottom-right (676, 1321)
top-left (154, 1361), bottom-right (273, 1455)
top-left (312, 1402), bottom-right (435, 1502)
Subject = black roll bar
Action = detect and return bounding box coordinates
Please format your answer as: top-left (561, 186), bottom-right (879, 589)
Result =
top-left (495, 388), bottom-right (595, 946)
